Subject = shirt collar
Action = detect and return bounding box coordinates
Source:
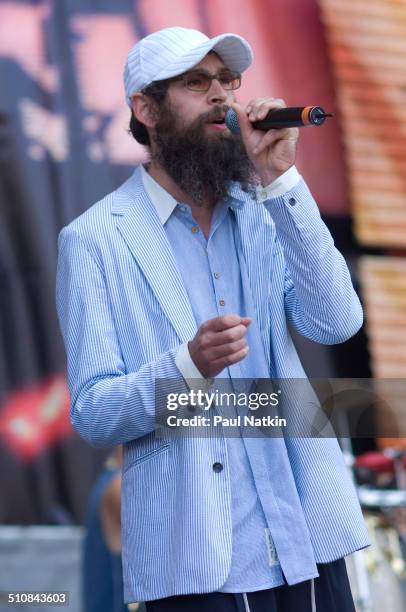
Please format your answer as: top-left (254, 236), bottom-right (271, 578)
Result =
top-left (140, 164), bottom-right (177, 225)
top-left (140, 164), bottom-right (246, 225)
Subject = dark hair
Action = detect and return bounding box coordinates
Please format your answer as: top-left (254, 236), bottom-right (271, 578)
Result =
top-left (129, 80), bottom-right (170, 146)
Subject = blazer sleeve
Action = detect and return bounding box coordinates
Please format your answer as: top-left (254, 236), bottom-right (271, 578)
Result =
top-left (56, 227), bottom-right (186, 448)
top-left (264, 178), bottom-right (363, 345)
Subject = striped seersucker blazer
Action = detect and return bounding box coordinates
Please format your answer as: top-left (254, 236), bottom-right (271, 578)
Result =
top-left (56, 166), bottom-right (369, 602)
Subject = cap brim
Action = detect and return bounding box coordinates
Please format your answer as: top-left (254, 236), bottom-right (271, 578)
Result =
top-left (152, 33), bottom-right (253, 83)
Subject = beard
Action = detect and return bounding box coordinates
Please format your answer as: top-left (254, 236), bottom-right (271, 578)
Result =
top-left (150, 102), bottom-right (257, 205)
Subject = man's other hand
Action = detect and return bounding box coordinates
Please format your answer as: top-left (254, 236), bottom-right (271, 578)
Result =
top-left (188, 314), bottom-right (251, 378)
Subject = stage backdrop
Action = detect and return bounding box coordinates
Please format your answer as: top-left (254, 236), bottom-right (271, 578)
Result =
top-left (0, 0), bottom-right (351, 524)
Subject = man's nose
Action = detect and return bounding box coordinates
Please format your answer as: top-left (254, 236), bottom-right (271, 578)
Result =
top-left (207, 78), bottom-right (229, 104)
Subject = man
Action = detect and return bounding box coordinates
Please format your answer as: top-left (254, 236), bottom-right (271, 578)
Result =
top-left (56, 26), bottom-right (369, 612)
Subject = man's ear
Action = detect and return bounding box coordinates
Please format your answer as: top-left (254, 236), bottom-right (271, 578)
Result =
top-left (131, 93), bottom-right (159, 128)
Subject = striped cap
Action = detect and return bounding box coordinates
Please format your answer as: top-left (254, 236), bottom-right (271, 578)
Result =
top-left (124, 27), bottom-right (253, 107)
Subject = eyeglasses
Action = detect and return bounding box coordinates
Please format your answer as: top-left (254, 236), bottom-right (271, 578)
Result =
top-left (171, 69), bottom-right (242, 92)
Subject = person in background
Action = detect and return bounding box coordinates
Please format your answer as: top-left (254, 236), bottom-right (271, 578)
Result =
top-left (83, 446), bottom-right (145, 612)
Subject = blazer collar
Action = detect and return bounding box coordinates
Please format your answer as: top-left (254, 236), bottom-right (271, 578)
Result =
top-left (111, 166), bottom-right (197, 343)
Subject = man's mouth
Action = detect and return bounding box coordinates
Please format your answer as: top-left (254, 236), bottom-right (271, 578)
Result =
top-left (206, 115), bottom-right (227, 130)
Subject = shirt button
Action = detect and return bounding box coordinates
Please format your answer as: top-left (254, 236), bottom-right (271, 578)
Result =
top-left (191, 226), bottom-right (199, 234)
top-left (219, 299), bottom-right (225, 306)
top-left (288, 197), bottom-right (296, 206)
top-left (213, 462), bottom-right (223, 473)
top-left (214, 272), bottom-right (220, 279)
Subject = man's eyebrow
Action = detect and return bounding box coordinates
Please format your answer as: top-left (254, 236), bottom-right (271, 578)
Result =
top-left (185, 69), bottom-right (211, 75)
top-left (185, 68), bottom-right (231, 75)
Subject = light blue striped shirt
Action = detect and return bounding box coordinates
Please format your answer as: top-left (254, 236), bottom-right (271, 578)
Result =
top-left (141, 166), bottom-right (318, 591)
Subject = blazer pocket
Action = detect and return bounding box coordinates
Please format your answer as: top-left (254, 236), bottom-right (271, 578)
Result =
top-left (123, 443), bottom-right (170, 473)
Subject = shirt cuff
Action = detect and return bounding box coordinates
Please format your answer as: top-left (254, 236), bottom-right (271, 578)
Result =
top-left (175, 342), bottom-right (214, 392)
top-left (256, 166), bottom-right (302, 202)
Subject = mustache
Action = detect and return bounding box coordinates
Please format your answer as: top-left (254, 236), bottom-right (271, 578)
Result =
top-left (200, 104), bottom-right (230, 124)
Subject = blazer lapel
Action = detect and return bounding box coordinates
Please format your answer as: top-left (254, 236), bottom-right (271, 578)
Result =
top-left (112, 168), bottom-right (197, 343)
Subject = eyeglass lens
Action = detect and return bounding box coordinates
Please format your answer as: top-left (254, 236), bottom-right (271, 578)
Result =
top-left (184, 71), bottom-right (241, 91)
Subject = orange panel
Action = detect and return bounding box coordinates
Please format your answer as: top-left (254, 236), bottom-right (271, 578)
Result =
top-left (319, 0), bottom-right (406, 248)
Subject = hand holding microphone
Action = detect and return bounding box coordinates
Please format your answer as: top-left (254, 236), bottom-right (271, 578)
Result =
top-left (230, 98), bottom-right (301, 186)
top-left (229, 98), bottom-right (333, 186)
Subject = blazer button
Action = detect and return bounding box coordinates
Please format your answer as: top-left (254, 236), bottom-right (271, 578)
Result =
top-left (213, 462), bottom-right (223, 473)
top-left (288, 197), bottom-right (296, 206)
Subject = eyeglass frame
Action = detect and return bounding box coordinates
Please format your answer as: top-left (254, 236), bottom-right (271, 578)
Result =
top-left (166, 68), bottom-right (242, 92)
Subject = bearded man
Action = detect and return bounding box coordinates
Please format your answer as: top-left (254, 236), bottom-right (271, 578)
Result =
top-left (56, 27), bottom-right (369, 612)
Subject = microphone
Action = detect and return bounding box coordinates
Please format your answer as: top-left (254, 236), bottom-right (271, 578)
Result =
top-left (225, 106), bottom-right (333, 134)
